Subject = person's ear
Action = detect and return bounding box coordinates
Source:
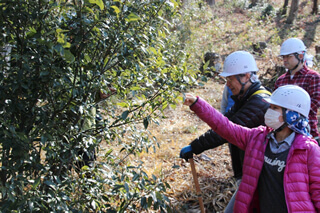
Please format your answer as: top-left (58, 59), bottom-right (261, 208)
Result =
top-left (244, 73), bottom-right (251, 81)
top-left (279, 111), bottom-right (284, 122)
top-left (298, 53), bottom-right (304, 60)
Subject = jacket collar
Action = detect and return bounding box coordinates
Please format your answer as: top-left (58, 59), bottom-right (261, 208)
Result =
top-left (285, 64), bottom-right (309, 76)
top-left (264, 128), bottom-right (316, 150)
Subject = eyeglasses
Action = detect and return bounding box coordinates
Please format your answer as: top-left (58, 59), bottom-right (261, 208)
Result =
top-left (280, 54), bottom-right (295, 59)
top-left (225, 76), bottom-right (234, 82)
top-left (226, 74), bottom-right (246, 82)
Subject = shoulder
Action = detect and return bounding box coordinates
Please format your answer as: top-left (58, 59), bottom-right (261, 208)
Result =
top-left (302, 67), bottom-right (320, 78)
top-left (247, 87), bottom-right (271, 102)
top-left (293, 135), bottom-right (319, 151)
top-left (230, 90), bottom-right (269, 123)
top-left (307, 70), bottom-right (320, 80)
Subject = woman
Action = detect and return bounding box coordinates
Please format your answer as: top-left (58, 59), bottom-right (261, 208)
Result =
top-left (182, 85), bottom-right (320, 213)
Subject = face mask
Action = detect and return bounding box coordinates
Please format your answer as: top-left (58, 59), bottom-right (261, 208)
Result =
top-left (264, 108), bottom-right (284, 130)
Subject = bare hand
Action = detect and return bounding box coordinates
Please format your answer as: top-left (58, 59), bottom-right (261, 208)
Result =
top-left (183, 93), bottom-right (197, 106)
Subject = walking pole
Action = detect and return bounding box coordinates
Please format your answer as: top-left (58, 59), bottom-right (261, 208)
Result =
top-left (189, 158), bottom-right (205, 213)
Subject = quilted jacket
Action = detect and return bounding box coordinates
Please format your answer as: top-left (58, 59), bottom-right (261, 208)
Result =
top-left (190, 82), bottom-right (271, 179)
top-left (190, 97), bottom-right (320, 213)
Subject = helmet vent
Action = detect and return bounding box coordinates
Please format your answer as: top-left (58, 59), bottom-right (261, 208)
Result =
top-left (228, 58), bottom-right (238, 66)
top-left (280, 90), bottom-right (293, 96)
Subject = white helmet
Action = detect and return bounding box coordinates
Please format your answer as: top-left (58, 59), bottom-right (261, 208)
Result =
top-left (279, 38), bottom-right (306, 56)
top-left (264, 85), bottom-right (310, 117)
top-left (220, 51), bottom-right (258, 77)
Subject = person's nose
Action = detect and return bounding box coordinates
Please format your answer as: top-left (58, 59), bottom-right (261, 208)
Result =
top-left (226, 79), bottom-right (231, 87)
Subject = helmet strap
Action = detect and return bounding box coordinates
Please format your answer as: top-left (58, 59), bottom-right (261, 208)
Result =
top-left (275, 108), bottom-right (288, 133)
top-left (290, 52), bottom-right (304, 72)
top-left (236, 75), bottom-right (248, 97)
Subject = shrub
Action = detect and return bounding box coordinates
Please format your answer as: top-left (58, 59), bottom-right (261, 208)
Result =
top-left (0, 0), bottom-right (197, 211)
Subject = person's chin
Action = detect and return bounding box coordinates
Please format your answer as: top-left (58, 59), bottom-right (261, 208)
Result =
top-left (231, 89), bottom-right (238, 95)
top-left (283, 64), bottom-right (290, 69)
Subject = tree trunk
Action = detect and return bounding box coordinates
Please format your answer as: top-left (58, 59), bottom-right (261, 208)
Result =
top-left (312, 0), bottom-right (318, 14)
top-left (286, 0), bottom-right (299, 24)
top-left (282, 0), bottom-right (290, 15)
top-left (206, 0), bottom-right (215, 6)
top-left (316, 45), bottom-right (320, 55)
top-left (251, 0), bottom-right (259, 7)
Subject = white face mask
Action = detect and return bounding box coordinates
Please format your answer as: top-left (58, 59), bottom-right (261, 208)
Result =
top-left (264, 108), bottom-right (284, 130)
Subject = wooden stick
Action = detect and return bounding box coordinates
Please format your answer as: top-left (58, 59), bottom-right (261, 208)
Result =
top-left (189, 158), bottom-right (205, 213)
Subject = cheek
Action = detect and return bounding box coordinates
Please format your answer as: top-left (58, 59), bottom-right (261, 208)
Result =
top-left (226, 80), bottom-right (231, 87)
top-left (289, 57), bottom-right (299, 64)
top-left (279, 115), bottom-right (284, 122)
top-left (232, 82), bottom-right (241, 94)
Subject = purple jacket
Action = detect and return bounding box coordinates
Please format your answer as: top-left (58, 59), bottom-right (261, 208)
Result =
top-left (190, 97), bottom-right (320, 213)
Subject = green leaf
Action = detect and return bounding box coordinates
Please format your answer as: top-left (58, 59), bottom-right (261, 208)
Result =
top-left (84, 54), bottom-right (91, 62)
top-left (89, 0), bottom-right (104, 10)
top-left (84, 6), bottom-right (94, 14)
top-left (56, 29), bottom-right (69, 34)
top-left (117, 102), bottom-right (129, 107)
top-left (148, 196), bottom-right (153, 208)
top-left (148, 47), bottom-right (157, 55)
top-left (141, 197), bottom-right (147, 209)
top-left (156, 191), bottom-right (162, 201)
top-left (62, 42), bottom-right (71, 48)
top-left (40, 71), bottom-right (49, 77)
top-left (126, 13), bottom-right (140, 22)
top-left (121, 110), bottom-right (129, 120)
top-left (32, 178), bottom-right (41, 190)
top-left (172, 164), bottom-right (180, 169)
top-left (44, 180), bottom-right (56, 190)
top-left (143, 117), bottom-right (149, 129)
top-left (152, 174), bottom-right (157, 181)
top-left (124, 183), bottom-right (129, 192)
top-left (111, 5), bottom-right (120, 14)
top-left (130, 86), bottom-right (141, 91)
top-left (63, 50), bottom-right (75, 63)
top-left (26, 27), bottom-right (37, 37)
top-left (168, 0), bottom-right (179, 7)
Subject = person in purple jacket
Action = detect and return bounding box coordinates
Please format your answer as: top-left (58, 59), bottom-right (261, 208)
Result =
top-left (182, 85), bottom-right (320, 213)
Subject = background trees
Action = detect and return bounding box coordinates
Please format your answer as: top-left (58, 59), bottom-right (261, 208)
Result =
top-left (0, 0), bottom-right (197, 211)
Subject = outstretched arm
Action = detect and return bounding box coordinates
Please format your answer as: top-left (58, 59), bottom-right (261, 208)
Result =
top-left (184, 94), bottom-right (253, 151)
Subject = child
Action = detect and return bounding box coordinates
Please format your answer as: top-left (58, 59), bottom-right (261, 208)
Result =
top-left (182, 85), bottom-right (320, 213)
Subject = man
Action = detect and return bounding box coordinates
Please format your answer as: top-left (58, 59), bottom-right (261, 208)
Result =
top-left (275, 38), bottom-right (320, 141)
top-left (180, 51), bottom-right (271, 212)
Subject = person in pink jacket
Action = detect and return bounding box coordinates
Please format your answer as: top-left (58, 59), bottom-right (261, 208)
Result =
top-left (182, 85), bottom-right (320, 213)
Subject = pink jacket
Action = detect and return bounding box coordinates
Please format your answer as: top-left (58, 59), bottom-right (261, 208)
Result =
top-left (190, 97), bottom-right (320, 213)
